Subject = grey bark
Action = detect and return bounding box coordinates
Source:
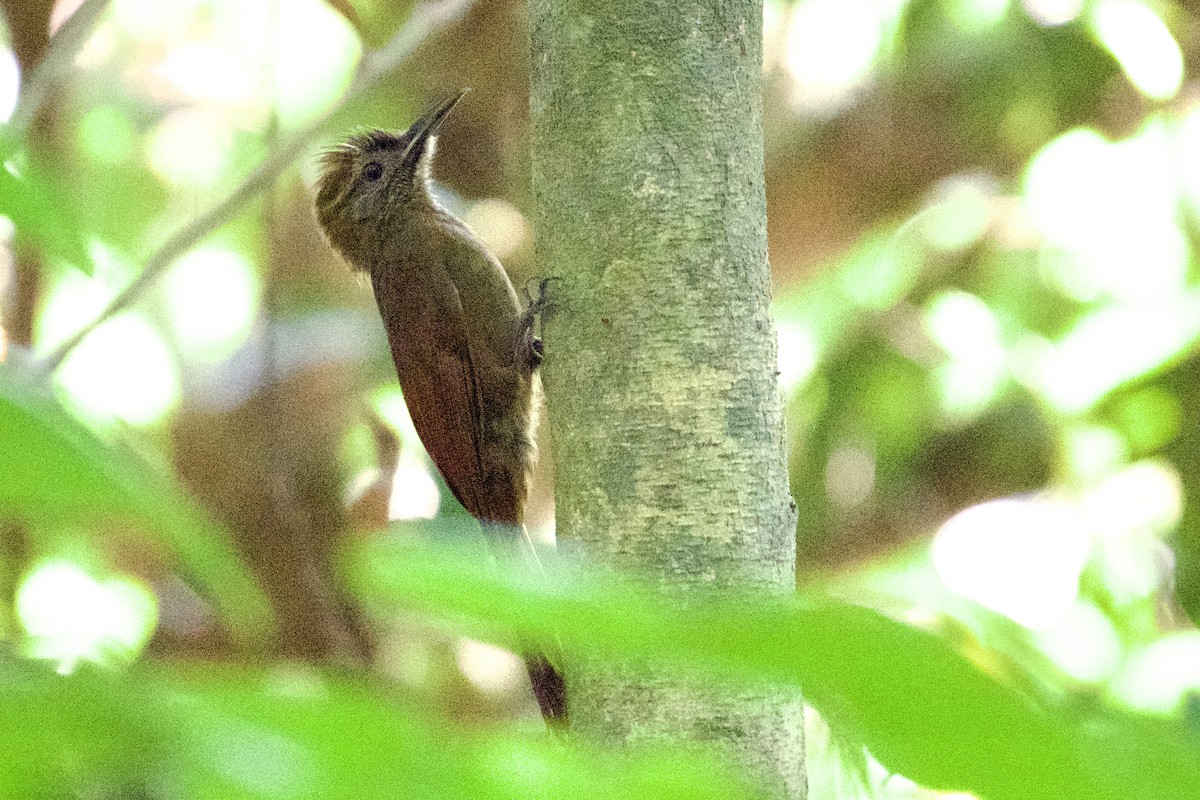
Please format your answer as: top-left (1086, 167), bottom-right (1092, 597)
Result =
top-left (529, 1), bottom-right (805, 797)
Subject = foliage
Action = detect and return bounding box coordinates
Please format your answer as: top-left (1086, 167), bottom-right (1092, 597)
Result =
top-left (0, 357), bottom-right (269, 641)
top-left (2, 0), bottom-right (1200, 798)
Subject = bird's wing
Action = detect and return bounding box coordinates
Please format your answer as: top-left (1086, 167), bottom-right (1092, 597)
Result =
top-left (370, 259), bottom-right (500, 523)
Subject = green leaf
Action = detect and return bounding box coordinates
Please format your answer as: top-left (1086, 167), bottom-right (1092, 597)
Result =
top-left (0, 657), bottom-right (756, 800)
top-left (0, 158), bottom-right (94, 273)
top-left (168, 667), bottom-right (755, 800)
top-left (353, 538), bottom-right (1200, 800)
top-left (0, 356), bottom-right (270, 643)
top-left (0, 652), bottom-right (168, 799)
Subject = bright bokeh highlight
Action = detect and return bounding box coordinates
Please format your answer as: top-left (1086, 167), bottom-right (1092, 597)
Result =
top-left (457, 639), bottom-right (522, 694)
top-left (36, 254), bottom-right (181, 426)
top-left (945, 0), bottom-right (1010, 32)
top-left (157, 41), bottom-right (265, 109)
top-left (389, 456), bottom-right (441, 521)
top-left (837, 231), bottom-right (922, 310)
top-left (1083, 460), bottom-right (1180, 604)
top-left (373, 386), bottom-right (443, 519)
top-left (164, 247), bottom-right (259, 362)
top-left (0, 45), bottom-right (18, 124)
top-left (920, 174), bottom-right (994, 252)
top-left (464, 199), bottom-right (531, 263)
top-left (924, 290), bottom-right (1006, 419)
top-left (1090, 0), bottom-right (1183, 101)
top-left (1177, 107), bottom-right (1200, 222)
top-left (1016, 121), bottom-right (1200, 413)
top-left (36, 246), bottom-right (122, 353)
top-left (1113, 633), bottom-right (1200, 713)
top-left (1034, 600), bottom-right (1122, 682)
top-left (775, 319), bottom-right (819, 391)
top-left (784, 0), bottom-right (884, 112)
top-left (932, 497), bottom-right (1090, 629)
top-left (146, 108), bottom-right (233, 187)
top-left (17, 560), bottom-right (158, 672)
top-left (57, 311), bottom-right (181, 426)
top-left (1062, 425), bottom-right (1127, 484)
top-left (1023, 0), bottom-right (1083, 26)
top-left (1081, 459), bottom-right (1182, 543)
top-left (275, 0), bottom-right (359, 126)
top-left (111, 0), bottom-right (206, 41)
top-left (1025, 294), bottom-right (1200, 414)
top-left (1023, 124), bottom-right (1184, 304)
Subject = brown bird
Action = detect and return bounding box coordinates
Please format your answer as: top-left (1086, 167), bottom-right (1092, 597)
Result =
top-left (314, 90), bottom-right (566, 728)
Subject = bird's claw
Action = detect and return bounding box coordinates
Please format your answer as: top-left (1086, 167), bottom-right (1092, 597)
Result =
top-left (518, 277), bottom-right (557, 370)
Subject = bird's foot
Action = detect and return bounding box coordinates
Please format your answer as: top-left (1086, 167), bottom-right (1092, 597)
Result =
top-left (518, 276), bottom-right (558, 370)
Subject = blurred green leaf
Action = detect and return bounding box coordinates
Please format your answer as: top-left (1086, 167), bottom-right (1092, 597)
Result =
top-left (0, 656), bottom-right (755, 800)
top-left (0, 356), bottom-right (270, 644)
top-left (0, 159), bottom-right (93, 273)
top-left (168, 667), bottom-right (756, 800)
top-left (353, 538), bottom-right (1200, 800)
top-left (0, 652), bottom-right (167, 800)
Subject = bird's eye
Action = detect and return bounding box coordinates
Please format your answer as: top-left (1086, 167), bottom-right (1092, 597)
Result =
top-left (363, 162), bottom-right (384, 182)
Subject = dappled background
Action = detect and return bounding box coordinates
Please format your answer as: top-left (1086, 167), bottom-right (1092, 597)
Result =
top-left (2, 0), bottom-right (1200, 797)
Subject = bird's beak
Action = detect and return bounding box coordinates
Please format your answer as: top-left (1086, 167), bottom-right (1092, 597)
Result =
top-left (402, 88), bottom-right (470, 167)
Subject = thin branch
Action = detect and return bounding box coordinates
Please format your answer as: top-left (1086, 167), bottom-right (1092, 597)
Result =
top-left (41, 0), bottom-right (475, 372)
top-left (4, 0), bottom-right (111, 144)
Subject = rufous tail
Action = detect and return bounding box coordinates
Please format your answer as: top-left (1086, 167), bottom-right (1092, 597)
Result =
top-left (480, 520), bottom-right (568, 730)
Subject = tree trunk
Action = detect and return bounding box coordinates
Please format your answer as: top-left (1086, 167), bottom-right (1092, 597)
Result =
top-left (529, 1), bottom-right (806, 797)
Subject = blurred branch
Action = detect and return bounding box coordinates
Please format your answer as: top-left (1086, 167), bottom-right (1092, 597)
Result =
top-left (41, 0), bottom-right (476, 373)
top-left (3, 0), bottom-right (110, 144)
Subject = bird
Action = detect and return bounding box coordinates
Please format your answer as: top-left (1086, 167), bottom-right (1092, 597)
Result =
top-left (313, 90), bottom-right (566, 728)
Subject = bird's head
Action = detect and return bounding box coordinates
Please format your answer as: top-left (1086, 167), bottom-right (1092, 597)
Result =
top-left (315, 89), bottom-right (468, 267)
